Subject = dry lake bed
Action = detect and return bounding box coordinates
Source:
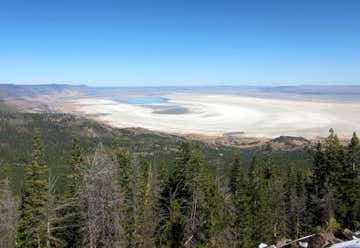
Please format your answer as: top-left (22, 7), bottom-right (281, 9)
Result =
top-left (60, 88), bottom-right (360, 138)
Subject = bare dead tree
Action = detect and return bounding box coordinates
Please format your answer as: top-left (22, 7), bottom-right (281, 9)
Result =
top-left (82, 144), bottom-right (120, 248)
top-left (0, 162), bottom-right (18, 248)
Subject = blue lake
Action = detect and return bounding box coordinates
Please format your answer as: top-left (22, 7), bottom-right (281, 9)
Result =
top-left (121, 97), bottom-right (169, 104)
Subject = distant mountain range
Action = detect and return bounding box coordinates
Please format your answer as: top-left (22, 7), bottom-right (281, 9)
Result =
top-left (0, 84), bottom-right (90, 98)
top-left (1, 83), bottom-right (360, 98)
top-left (262, 85), bottom-right (360, 95)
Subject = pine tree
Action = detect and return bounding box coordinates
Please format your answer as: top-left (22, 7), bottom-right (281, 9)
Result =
top-left (156, 142), bottom-right (224, 247)
top-left (251, 184), bottom-right (272, 245)
top-left (262, 144), bottom-right (286, 242)
top-left (67, 139), bottom-right (86, 195)
top-left (325, 128), bottom-right (344, 184)
top-left (348, 132), bottom-right (360, 172)
top-left (189, 149), bottom-right (224, 247)
top-left (263, 143), bottom-right (276, 180)
top-left (156, 142), bottom-right (192, 247)
top-left (248, 156), bottom-right (272, 246)
top-left (229, 156), bottom-right (251, 248)
top-left (15, 129), bottom-right (49, 248)
top-left (198, 171), bottom-right (224, 248)
top-left (348, 133), bottom-right (360, 229)
top-left (284, 166), bottom-right (306, 239)
top-left (305, 142), bottom-right (327, 230)
top-left (324, 128), bottom-right (344, 222)
top-left (113, 141), bottom-right (136, 247)
top-left (248, 156), bottom-right (262, 188)
top-left (284, 166), bottom-right (296, 238)
top-left (156, 160), bottom-right (170, 189)
top-left (337, 132), bottom-right (360, 228)
top-left (294, 169), bottom-right (306, 237)
top-left (311, 142), bottom-right (327, 196)
top-left (55, 138), bottom-right (86, 247)
top-left (136, 160), bottom-right (156, 247)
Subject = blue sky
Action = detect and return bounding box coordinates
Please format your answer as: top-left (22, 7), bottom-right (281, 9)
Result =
top-left (0, 0), bottom-right (359, 86)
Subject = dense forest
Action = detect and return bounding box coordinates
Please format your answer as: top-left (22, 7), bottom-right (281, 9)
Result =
top-left (0, 108), bottom-right (359, 247)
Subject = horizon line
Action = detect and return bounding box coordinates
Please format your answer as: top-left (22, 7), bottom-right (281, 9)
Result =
top-left (1, 82), bottom-right (360, 88)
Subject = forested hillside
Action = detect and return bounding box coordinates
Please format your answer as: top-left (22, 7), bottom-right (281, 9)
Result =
top-left (0, 105), bottom-right (359, 247)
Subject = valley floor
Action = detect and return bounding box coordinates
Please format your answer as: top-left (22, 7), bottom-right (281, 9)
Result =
top-left (61, 92), bottom-right (360, 138)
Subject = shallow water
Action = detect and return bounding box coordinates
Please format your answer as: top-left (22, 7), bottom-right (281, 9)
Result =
top-left (120, 97), bottom-right (168, 104)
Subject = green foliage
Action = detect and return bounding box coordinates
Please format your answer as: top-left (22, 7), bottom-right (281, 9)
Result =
top-left (248, 155), bottom-right (273, 245)
top-left (15, 129), bottom-right (49, 248)
top-left (336, 132), bottom-right (360, 228)
top-left (229, 156), bottom-right (252, 248)
top-left (324, 129), bottom-right (345, 222)
top-left (310, 142), bottom-right (327, 196)
top-left (305, 142), bottom-right (327, 230)
top-left (250, 181), bottom-right (273, 245)
top-left (305, 128), bottom-right (360, 234)
top-left (156, 142), bottom-right (225, 247)
top-left (326, 217), bottom-right (341, 232)
top-left (262, 144), bottom-right (288, 241)
top-left (54, 139), bottom-right (87, 247)
top-left (306, 129), bottom-right (345, 230)
top-left (263, 143), bottom-right (276, 180)
top-left (193, 150), bottom-right (225, 247)
top-left (284, 166), bottom-right (306, 239)
top-left (1, 110), bottom-right (359, 247)
top-left (136, 160), bottom-right (156, 247)
top-left (113, 142), bottom-right (136, 247)
top-left (156, 142), bottom-right (192, 247)
top-left (326, 129), bottom-right (344, 183)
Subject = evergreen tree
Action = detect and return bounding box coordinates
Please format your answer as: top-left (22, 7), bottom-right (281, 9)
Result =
top-left (156, 160), bottom-right (170, 189)
top-left (248, 156), bottom-right (272, 246)
top-left (229, 156), bottom-right (251, 248)
top-left (284, 166), bottom-right (306, 239)
top-left (311, 142), bottom-right (327, 196)
top-left (156, 142), bottom-right (192, 247)
top-left (337, 132), bottom-right (360, 228)
top-left (325, 128), bottom-right (344, 184)
top-left (136, 160), bottom-right (156, 247)
top-left (324, 129), bottom-right (344, 222)
top-left (262, 144), bottom-right (286, 242)
top-left (348, 132), bottom-right (360, 172)
top-left (248, 156), bottom-right (263, 188)
top-left (251, 184), bottom-right (272, 246)
top-left (156, 142), bottom-right (224, 247)
top-left (15, 129), bottom-right (49, 248)
top-left (263, 143), bottom-right (276, 180)
top-left (67, 139), bottom-right (86, 195)
top-left (305, 142), bottom-right (327, 230)
top-left (294, 169), bottom-right (306, 237)
top-left (188, 149), bottom-right (224, 247)
top-left (113, 141), bottom-right (136, 247)
top-left (198, 171), bottom-right (224, 248)
top-left (284, 166), bottom-right (295, 238)
top-left (55, 138), bottom-right (86, 247)
top-left (348, 133), bottom-right (360, 229)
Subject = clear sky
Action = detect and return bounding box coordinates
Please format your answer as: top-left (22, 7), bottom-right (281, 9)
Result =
top-left (0, 0), bottom-right (359, 86)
